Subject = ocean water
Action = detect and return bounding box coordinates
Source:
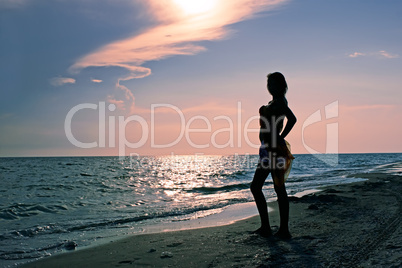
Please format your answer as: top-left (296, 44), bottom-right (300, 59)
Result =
top-left (1, 153), bottom-right (401, 267)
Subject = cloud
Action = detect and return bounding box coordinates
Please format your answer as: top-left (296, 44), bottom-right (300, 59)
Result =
top-left (348, 50), bottom-right (399, 59)
top-left (91, 78), bottom-right (103, 83)
top-left (49, 77), bottom-right (76, 87)
top-left (106, 98), bottom-right (125, 111)
top-left (377, 50), bottom-right (399, 59)
top-left (106, 82), bottom-right (136, 114)
top-left (69, 0), bottom-right (288, 113)
top-left (348, 52), bottom-right (365, 58)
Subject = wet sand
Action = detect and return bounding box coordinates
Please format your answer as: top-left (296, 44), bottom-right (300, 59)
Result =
top-left (23, 173), bottom-right (401, 267)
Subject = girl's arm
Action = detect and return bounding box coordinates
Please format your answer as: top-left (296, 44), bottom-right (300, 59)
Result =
top-left (280, 106), bottom-right (297, 140)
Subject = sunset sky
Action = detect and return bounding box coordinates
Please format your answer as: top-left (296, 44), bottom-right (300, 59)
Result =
top-left (1, 0), bottom-right (401, 157)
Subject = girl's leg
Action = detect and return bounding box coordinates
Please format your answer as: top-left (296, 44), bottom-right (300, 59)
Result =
top-left (272, 171), bottom-right (291, 239)
top-left (250, 164), bottom-right (271, 236)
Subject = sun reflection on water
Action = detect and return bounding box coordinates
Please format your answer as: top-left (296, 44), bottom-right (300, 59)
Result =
top-left (141, 155), bottom-right (256, 206)
top-left (108, 154), bottom-right (259, 222)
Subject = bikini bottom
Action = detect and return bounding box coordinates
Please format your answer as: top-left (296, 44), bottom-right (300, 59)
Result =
top-left (259, 140), bottom-right (294, 182)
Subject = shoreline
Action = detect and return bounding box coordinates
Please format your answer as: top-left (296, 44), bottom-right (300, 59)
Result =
top-left (125, 188), bottom-right (322, 237)
top-left (22, 171), bottom-right (401, 267)
top-left (21, 189), bottom-right (323, 264)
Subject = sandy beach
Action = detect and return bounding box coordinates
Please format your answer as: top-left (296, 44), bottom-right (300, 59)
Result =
top-left (23, 172), bottom-right (401, 267)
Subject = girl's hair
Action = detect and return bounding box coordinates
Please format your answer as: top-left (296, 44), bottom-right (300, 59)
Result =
top-left (267, 72), bottom-right (288, 97)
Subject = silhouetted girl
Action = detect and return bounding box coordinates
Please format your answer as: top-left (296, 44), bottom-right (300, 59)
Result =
top-left (250, 72), bottom-right (296, 239)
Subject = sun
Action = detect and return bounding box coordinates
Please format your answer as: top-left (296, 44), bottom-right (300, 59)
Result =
top-left (173, 0), bottom-right (217, 15)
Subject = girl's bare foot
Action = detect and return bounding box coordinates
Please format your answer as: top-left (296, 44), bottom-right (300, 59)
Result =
top-left (251, 227), bottom-right (273, 237)
top-left (274, 229), bottom-right (292, 239)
